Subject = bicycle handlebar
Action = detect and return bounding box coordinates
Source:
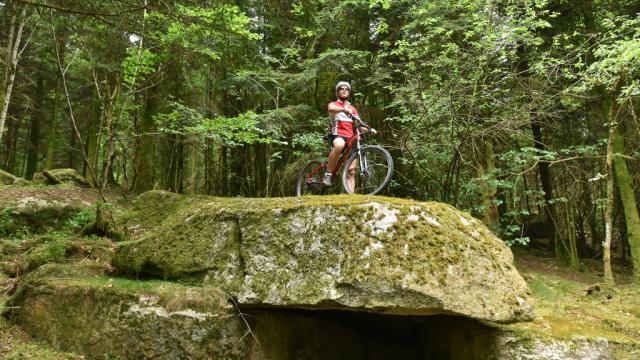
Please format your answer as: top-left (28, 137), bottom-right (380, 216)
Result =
top-left (346, 112), bottom-right (377, 135)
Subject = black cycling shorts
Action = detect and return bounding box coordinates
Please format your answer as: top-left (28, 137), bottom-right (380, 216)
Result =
top-left (328, 135), bottom-right (349, 145)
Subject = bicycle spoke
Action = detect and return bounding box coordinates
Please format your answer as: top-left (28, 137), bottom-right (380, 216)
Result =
top-left (342, 146), bottom-right (393, 195)
top-left (296, 160), bottom-right (327, 196)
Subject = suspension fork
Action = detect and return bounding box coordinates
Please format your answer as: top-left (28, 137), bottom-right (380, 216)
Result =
top-left (355, 131), bottom-right (368, 175)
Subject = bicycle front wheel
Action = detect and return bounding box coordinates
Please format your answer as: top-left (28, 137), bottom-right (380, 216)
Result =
top-left (341, 145), bottom-right (394, 195)
top-left (295, 160), bottom-right (327, 196)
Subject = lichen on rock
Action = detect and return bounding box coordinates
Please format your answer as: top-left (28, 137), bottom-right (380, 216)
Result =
top-left (115, 191), bottom-right (535, 324)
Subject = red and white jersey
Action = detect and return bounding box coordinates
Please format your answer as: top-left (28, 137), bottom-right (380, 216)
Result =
top-left (328, 100), bottom-right (360, 137)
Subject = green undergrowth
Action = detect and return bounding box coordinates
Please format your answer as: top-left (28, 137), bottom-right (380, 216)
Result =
top-left (506, 255), bottom-right (640, 347)
top-left (1, 233), bottom-right (114, 278)
top-left (1, 289), bottom-right (82, 359)
top-left (12, 263), bottom-right (231, 315)
top-left (0, 206), bottom-right (95, 240)
top-left (0, 315), bottom-right (82, 359)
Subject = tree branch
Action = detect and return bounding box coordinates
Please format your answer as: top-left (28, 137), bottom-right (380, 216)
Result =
top-left (15, 0), bottom-right (146, 17)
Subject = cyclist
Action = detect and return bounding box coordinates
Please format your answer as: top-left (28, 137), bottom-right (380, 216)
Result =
top-left (325, 81), bottom-right (372, 190)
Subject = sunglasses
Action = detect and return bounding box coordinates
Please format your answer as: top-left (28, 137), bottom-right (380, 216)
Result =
top-left (338, 87), bottom-right (350, 91)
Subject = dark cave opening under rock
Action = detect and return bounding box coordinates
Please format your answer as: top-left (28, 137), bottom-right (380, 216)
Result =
top-left (243, 308), bottom-right (500, 360)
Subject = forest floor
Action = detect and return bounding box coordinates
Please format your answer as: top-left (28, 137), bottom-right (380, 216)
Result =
top-left (0, 185), bottom-right (639, 358)
top-left (508, 248), bottom-right (640, 347)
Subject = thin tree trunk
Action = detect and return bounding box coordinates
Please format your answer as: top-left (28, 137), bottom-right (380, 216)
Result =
top-left (84, 81), bottom-right (101, 183)
top-left (0, 5), bottom-right (27, 140)
top-left (604, 113), bottom-right (615, 285)
top-left (133, 85), bottom-right (159, 193)
top-left (100, 82), bottom-right (120, 190)
top-left (45, 86), bottom-right (59, 169)
top-left (51, 11), bottom-right (100, 196)
top-left (218, 145), bottom-right (228, 195)
top-left (603, 88), bottom-right (623, 285)
top-left (25, 71), bottom-right (44, 179)
top-left (474, 138), bottom-right (499, 228)
top-left (188, 144), bottom-right (198, 194)
top-left (2, 121), bottom-right (18, 171)
top-left (204, 139), bottom-right (213, 194)
top-left (531, 121), bottom-right (561, 258)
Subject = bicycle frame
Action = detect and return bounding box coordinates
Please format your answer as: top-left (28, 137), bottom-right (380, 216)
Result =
top-left (305, 121), bottom-right (367, 186)
top-left (329, 130), bottom-right (361, 177)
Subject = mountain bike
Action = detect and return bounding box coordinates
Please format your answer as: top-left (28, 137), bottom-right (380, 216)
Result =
top-left (295, 117), bottom-right (393, 196)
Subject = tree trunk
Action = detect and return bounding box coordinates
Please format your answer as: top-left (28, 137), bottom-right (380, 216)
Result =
top-left (602, 88), bottom-right (623, 285)
top-left (84, 90), bottom-right (99, 184)
top-left (473, 137), bottom-right (499, 229)
top-left (218, 145), bottom-right (228, 196)
top-left (204, 139), bottom-right (213, 195)
top-left (25, 71), bottom-right (44, 179)
top-left (0, 5), bottom-right (27, 140)
top-left (45, 87), bottom-right (59, 169)
top-left (604, 107), bottom-right (615, 285)
top-left (531, 121), bottom-right (560, 251)
top-left (99, 82), bottom-right (120, 191)
top-left (2, 119), bottom-right (18, 172)
top-left (612, 119), bottom-right (640, 284)
top-left (517, 45), bottom-right (560, 258)
top-left (133, 84), bottom-right (160, 193)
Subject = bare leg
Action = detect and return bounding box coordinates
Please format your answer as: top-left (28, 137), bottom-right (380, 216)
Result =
top-left (347, 158), bottom-right (358, 193)
top-left (327, 137), bottom-right (345, 174)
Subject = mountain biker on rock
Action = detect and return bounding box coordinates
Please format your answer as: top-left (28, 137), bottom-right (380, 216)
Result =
top-left (325, 81), bottom-right (375, 189)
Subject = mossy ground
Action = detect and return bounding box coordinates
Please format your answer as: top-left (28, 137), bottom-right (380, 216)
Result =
top-left (1, 274), bottom-right (82, 359)
top-left (0, 185), bottom-right (124, 359)
top-left (0, 316), bottom-right (82, 360)
top-left (503, 248), bottom-right (640, 352)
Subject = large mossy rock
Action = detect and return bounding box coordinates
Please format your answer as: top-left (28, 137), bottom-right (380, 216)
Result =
top-left (115, 191), bottom-right (534, 324)
top-left (2, 196), bottom-right (88, 235)
top-left (4, 265), bottom-right (620, 360)
top-left (0, 169), bottom-right (29, 186)
top-left (32, 168), bottom-right (91, 187)
top-left (5, 264), bottom-right (247, 360)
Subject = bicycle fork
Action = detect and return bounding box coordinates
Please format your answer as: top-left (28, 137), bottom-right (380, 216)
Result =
top-left (356, 138), bottom-right (369, 175)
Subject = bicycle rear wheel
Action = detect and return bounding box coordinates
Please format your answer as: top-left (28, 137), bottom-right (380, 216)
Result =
top-left (341, 145), bottom-right (393, 195)
top-left (295, 160), bottom-right (327, 196)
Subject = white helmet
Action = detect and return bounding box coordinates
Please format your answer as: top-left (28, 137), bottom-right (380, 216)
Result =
top-left (335, 81), bottom-right (351, 93)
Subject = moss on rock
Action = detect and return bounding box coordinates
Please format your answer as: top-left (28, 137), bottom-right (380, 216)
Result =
top-left (32, 169), bottom-right (91, 188)
top-left (5, 264), bottom-right (247, 360)
top-left (2, 235), bottom-right (114, 277)
top-left (115, 191), bottom-right (534, 324)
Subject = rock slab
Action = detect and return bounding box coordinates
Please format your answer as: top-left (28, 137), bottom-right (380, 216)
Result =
top-left (115, 191), bottom-right (534, 323)
top-left (6, 265), bottom-right (246, 360)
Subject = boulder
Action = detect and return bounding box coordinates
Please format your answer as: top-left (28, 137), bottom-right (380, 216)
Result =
top-left (115, 191), bottom-right (535, 324)
top-left (5, 265), bottom-right (628, 360)
top-left (0, 169), bottom-right (28, 186)
top-left (32, 168), bottom-right (91, 187)
top-left (9, 196), bottom-right (88, 233)
top-left (5, 264), bottom-right (247, 360)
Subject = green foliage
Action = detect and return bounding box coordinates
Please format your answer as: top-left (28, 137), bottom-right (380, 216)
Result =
top-left (0, 207), bottom-right (17, 237)
top-left (292, 132), bottom-right (326, 154)
top-left (586, 16), bottom-right (640, 94)
top-left (154, 102), bottom-right (276, 146)
top-left (122, 48), bottom-right (158, 89)
top-left (147, 4), bottom-right (259, 61)
top-left (64, 209), bottom-right (96, 232)
top-left (2, 0), bottom-right (640, 272)
top-left (19, 234), bottom-right (69, 273)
